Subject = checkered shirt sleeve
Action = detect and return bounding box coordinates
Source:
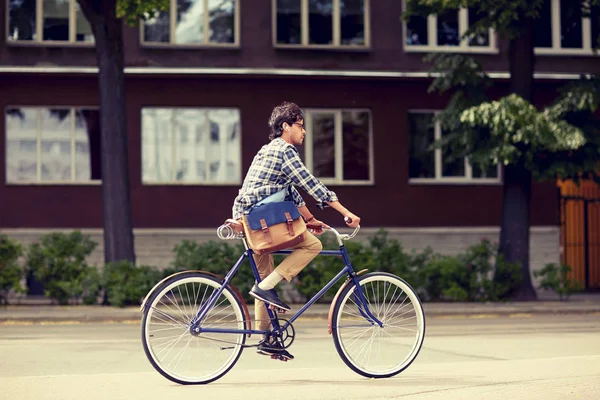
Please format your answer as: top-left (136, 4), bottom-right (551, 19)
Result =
top-left (281, 147), bottom-right (338, 208)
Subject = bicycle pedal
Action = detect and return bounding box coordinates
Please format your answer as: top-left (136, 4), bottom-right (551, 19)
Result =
top-left (270, 354), bottom-right (288, 362)
top-left (268, 305), bottom-right (286, 314)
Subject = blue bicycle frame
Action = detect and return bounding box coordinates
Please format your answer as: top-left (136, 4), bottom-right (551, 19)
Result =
top-left (190, 244), bottom-right (383, 336)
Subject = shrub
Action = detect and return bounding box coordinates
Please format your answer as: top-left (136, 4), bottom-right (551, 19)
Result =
top-left (169, 240), bottom-right (256, 302)
top-left (0, 235), bottom-right (25, 304)
top-left (420, 239), bottom-right (522, 302)
top-left (102, 261), bottom-right (163, 307)
top-left (534, 263), bottom-right (583, 301)
top-left (26, 231), bottom-right (97, 305)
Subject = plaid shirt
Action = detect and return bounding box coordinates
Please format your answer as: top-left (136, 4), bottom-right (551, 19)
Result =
top-left (232, 138), bottom-right (338, 219)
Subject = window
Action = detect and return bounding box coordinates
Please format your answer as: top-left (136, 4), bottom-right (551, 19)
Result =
top-left (7, 0), bottom-right (93, 43)
top-left (142, 0), bottom-right (239, 46)
top-left (534, 0), bottom-right (600, 54)
top-left (141, 108), bottom-right (241, 184)
top-left (299, 109), bottom-right (373, 184)
top-left (274, 0), bottom-right (370, 47)
top-left (408, 112), bottom-right (500, 183)
top-left (5, 107), bottom-right (101, 183)
top-left (403, 4), bottom-right (496, 53)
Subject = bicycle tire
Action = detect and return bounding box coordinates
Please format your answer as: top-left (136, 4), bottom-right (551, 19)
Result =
top-left (141, 271), bottom-right (247, 385)
top-left (331, 272), bottom-right (426, 378)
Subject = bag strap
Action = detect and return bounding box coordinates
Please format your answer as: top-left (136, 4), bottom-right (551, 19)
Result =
top-left (284, 212), bottom-right (294, 236)
top-left (260, 219), bottom-right (272, 243)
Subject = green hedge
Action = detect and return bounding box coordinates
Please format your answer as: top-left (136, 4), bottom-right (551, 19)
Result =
top-left (0, 229), bottom-right (569, 306)
top-left (0, 235), bottom-right (25, 304)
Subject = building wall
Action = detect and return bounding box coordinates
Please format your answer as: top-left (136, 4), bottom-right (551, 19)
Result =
top-left (0, 1), bottom-right (597, 75)
top-left (0, 74), bottom-right (560, 229)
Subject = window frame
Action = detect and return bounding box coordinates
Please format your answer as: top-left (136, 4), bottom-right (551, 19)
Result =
top-left (140, 0), bottom-right (241, 48)
top-left (407, 110), bottom-right (502, 185)
top-left (6, 0), bottom-right (94, 46)
top-left (534, 0), bottom-right (598, 56)
top-left (302, 108), bottom-right (374, 185)
top-left (4, 105), bottom-right (101, 185)
top-left (272, 0), bottom-right (371, 49)
top-left (402, 1), bottom-right (498, 54)
top-left (140, 106), bottom-right (242, 186)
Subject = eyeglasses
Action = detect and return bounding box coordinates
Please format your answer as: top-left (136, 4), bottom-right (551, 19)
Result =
top-left (291, 122), bottom-right (305, 130)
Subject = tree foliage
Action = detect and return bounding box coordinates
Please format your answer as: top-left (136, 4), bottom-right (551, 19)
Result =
top-left (116, 0), bottom-right (170, 26)
top-left (425, 53), bottom-right (600, 185)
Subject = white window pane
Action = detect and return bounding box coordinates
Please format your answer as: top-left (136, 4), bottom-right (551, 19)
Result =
top-left (534, 0), bottom-right (552, 48)
top-left (176, 0), bottom-right (204, 44)
top-left (408, 113), bottom-right (435, 178)
top-left (175, 109), bottom-right (207, 182)
top-left (75, 2), bottom-right (94, 43)
top-left (6, 108), bottom-right (38, 182)
top-left (277, 0), bottom-right (302, 44)
top-left (309, 0), bottom-right (333, 45)
top-left (43, 0), bottom-right (69, 41)
top-left (342, 111), bottom-right (370, 180)
top-left (208, 109), bottom-right (240, 182)
top-left (142, 109), bottom-right (174, 182)
top-left (340, 0), bottom-right (365, 45)
top-left (40, 108), bottom-right (72, 181)
top-left (209, 0), bottom-right (235, 43)
top-left (592, 6), bottom-right (599, 48)
top-left (310, 113), bottom-right (336, 178)
top-left (560, 0), bottom-right (583, 48)
top-left (144, 10), bottom-right (170, 42)
top-left (406, 15), bottom-right (428, 45)
top-left (437, 10), bottom-right (459, 46)
top-left (8, 0), bottom-right (37, 41)
top-left (74, 109), bottom-right (96, 180)
top-left (142, 108), bottom-right (240, 184)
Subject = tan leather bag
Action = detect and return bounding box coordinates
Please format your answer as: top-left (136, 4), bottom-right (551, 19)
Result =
top-left (242, 201), bottom-right (306, 255)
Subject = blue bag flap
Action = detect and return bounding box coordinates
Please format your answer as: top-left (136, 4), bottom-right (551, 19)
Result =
top-left (246, 201), bottom-right (301, 230)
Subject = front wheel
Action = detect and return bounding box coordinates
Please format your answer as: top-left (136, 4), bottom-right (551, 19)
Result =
top-left (331, 272), bottom-right (426, 378)
top-left (141, 272), bottom-right (247, 385)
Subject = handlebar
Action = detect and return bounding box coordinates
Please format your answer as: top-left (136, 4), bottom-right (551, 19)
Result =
top-left (307, 220), bottom-right (360, 246)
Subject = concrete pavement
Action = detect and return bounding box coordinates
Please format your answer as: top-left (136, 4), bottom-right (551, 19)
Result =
top-left (1, 293), bottom-right (599, 324)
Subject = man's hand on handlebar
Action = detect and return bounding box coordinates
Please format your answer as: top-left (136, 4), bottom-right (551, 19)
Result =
top-left (344, 213), bottom-right (361, 228)
top-left (307, 218), bottom-right (329, 236)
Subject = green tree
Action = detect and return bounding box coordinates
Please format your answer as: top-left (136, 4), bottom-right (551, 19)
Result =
top-left (77, 0), bottom-right (169, 263)
top-left (404, 0), bottom-right (600, 299)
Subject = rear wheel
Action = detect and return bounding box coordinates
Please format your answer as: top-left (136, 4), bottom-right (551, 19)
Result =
top-left (141, 272), bottom-right (246, 385)
top-left (331, 272), bottom-right (425, 378)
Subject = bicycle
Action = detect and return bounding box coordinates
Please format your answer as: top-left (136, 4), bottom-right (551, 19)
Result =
top-left (139, 219), bottom-right (426, 385)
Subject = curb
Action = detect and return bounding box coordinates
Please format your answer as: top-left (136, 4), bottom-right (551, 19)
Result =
top-left (1, 303), bottom-right (599, 324)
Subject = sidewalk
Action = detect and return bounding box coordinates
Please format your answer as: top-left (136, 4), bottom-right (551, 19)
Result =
top-left (1, 293), bottom-right (599, 324)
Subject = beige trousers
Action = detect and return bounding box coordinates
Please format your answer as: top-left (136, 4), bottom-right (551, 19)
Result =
top-left (252, 232), bottom-right (323, 331)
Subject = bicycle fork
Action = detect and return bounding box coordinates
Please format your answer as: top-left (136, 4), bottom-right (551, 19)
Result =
top-left (349, 274), bottom-right (384, 327)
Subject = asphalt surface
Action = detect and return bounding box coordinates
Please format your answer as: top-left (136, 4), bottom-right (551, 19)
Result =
top-left (1, 315), bottom-right (599, 399)
top-left (1, 293), bottom-right (600, 324)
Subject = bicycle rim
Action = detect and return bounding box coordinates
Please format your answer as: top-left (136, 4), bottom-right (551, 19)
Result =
top-left (332, 273), bottom-right (425, 378)
top-left (141, 273), bottom-right (246, 384)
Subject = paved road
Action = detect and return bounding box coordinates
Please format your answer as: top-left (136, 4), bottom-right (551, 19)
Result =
top-left (1, 314), bottom-right (599, 400)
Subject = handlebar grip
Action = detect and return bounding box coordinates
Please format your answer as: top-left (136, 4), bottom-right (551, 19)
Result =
top-left (344, 216), bottom-right (353, 224)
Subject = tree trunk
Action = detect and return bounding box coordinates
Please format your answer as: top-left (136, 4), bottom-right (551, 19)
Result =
top-left (79, 0), bottom-right (135, 263)
top-left (502, 20), bottom-right (537, 300)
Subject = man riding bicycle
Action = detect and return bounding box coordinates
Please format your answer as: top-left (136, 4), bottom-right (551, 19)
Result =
top-left (231, 101), bottom-right (360, 360)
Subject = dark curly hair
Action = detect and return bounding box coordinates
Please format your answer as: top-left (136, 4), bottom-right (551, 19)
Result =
top-left (268, 101), bottom-right (304, 141)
